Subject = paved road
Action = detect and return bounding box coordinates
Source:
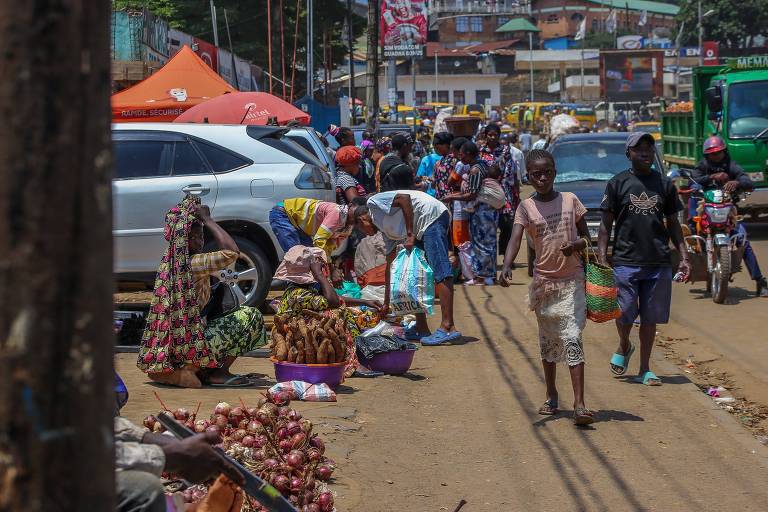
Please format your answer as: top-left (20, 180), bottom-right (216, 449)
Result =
top-left (117, 244), bottom-right (768, 511)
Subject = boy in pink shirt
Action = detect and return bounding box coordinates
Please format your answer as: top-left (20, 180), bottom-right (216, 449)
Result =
top-left (499, 149), bottom-right (594, 426)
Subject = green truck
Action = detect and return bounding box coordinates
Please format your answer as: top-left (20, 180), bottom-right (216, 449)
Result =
top-left (661, 55), bottom-right (768, 218)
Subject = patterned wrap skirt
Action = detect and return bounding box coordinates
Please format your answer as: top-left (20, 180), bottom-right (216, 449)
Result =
top-left (204, 306), bottom-right (267, 363)
top-left (528, 275), bottom-right (586, 366)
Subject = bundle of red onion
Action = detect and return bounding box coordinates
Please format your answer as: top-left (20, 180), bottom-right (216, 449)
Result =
top-left (143, 390), bottom-right (337, 512)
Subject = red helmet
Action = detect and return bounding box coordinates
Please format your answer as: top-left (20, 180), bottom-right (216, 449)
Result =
top-left (703, 135), bottom-right (726, 155)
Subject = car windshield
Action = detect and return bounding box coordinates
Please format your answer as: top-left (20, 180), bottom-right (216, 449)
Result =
top-left (550, 140), bottom-right (632, 182)
top-left (728, 80), bottom-right (768, 139)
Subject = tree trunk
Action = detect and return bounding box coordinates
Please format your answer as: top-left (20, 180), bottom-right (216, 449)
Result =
top-left (0, 1), bottom-right (114, 510)
top-left (365, 0), bottom-right (380, 130)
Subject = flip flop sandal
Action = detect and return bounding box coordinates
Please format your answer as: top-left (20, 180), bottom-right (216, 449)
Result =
top-left (609, 343), bottom-right (636, 376)
top-left (573, 407), bottom-right (595, 426)
top-left (538, 399), bottom-right (559, 415)
top-left (634, 371), bottom-right (662, 386)
top-left (352, 368), bottom-right (385, 378)
top-left (404, 326), bottom-right (430, 341)
top-left (421, 329), bottom-right (462, 346)
top-left (207, 375), bottom-right (253, 388)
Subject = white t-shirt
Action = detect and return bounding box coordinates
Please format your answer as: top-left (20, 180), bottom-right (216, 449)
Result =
top-left (366, 190), bottom-right (448, 253)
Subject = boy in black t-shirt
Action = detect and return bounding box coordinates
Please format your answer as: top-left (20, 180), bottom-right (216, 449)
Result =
top-left (598, 132), bottom-right (690, 386)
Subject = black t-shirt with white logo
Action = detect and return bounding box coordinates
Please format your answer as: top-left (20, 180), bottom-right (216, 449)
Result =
top-left (601, 169), bottom-right (683, 266)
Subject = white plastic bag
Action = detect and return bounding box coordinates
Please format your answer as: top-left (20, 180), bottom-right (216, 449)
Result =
top-left (389, 247), bottom-right (435, 315)
top-left (457, 241), bottom-right (475, 281)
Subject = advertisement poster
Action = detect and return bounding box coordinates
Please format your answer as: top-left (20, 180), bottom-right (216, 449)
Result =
top-left (380, 0), bottom-right (428, 58)
top-left (703, 41), bottom-right (719, 65)
top-left (193, 38), bottom-right (218, 71)
top-left (600, 50), bottom-right (663, 102)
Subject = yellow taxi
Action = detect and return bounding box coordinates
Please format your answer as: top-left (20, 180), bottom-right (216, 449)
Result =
top-left (631, 121), bottom-right (662, 141)
top-left (506, 102), bottom-right (555, 132)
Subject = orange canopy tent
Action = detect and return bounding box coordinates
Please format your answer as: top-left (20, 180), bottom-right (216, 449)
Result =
top-left (112, 45), bottom-right (235, 123)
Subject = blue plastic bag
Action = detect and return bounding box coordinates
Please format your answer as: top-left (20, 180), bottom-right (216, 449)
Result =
top-left (389, 247), bottom-right (434, 315)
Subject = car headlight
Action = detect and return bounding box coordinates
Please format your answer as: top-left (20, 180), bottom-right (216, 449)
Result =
top-left (295, 164), bottom-right (332, 190)
top-left (705, 205), bottom-right (731, 223)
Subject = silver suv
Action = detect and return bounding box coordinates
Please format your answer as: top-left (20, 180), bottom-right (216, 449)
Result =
top-left (112, 123), bottom-right (335, 306)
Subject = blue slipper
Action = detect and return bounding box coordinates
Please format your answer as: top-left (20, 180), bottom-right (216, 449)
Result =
top-left (421, 329), bottom-right (462, 346)
top-left (635, 371), bottom-right (662, 386)
top-left (609, 343), bottom-right (635, 376)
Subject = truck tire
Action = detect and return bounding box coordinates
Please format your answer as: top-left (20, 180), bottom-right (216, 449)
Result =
top-left (711, 245), bottom-right (731, 304)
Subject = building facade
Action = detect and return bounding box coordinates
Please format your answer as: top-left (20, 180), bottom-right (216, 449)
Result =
top-left (428, 0), bottom-right (531, 46)
top-left (531, 0), bottom-right (677, 41)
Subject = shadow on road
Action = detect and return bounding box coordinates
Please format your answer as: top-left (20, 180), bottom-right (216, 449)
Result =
top-left (688, 285), bottom-right (757, 305)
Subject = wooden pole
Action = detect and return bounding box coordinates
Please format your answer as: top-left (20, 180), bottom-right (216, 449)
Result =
top-left (280, 0), bottom-right (287, 99)
top-left (267, 0), bottom-right (273, 94)
top-left (0, 0), bottom-right (114, 510)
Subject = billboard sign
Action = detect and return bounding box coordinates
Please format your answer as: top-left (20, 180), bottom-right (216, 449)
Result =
top-left (600, 50), bottom-right (664, 102)
top-left (702, 41), bottom-right (719, 65)
top-left (617, 35), bottom-right (644, 50)
top-left (381, 0), bottom-right (427, 58)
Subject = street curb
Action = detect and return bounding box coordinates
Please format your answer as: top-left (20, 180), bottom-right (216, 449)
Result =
top-left (653, 354), bottom-right (768, 461)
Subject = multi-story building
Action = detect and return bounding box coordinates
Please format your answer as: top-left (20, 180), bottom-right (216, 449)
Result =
top-left (427, 0), bottom-right (532, 46)
top-left (531, 0), bottom-right (678, 44)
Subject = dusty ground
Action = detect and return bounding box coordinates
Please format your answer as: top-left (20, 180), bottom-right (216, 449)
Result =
top-left (117, 229), bottom-right (768, 510)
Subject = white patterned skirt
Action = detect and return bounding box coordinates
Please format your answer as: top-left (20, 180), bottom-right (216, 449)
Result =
top-left (528, 275), bottom-right (587, 366)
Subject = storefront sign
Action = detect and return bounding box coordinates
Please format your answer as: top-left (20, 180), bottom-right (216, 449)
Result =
top-left (381, 0), bottom-right (427, 58)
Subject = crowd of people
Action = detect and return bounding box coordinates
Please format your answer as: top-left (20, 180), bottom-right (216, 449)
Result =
top-left (116, 115), bottom-right (768, 510)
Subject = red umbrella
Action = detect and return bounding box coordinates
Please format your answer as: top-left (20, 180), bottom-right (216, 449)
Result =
top-left (174, 91), bottom-right (311, 125)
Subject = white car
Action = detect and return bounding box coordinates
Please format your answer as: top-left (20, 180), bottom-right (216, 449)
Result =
top-left (112, 123), bottom-right (335, 306)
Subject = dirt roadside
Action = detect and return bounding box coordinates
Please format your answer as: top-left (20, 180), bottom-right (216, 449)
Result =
top-left (117, 277), bottom-right (768, 511)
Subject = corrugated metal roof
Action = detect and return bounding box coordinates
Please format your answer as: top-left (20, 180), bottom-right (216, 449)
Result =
top-left (586, 0), bottom-right (679, 16)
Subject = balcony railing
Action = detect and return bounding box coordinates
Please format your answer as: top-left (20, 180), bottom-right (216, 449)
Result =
top-left (428, 0), bottom-right (530, 15)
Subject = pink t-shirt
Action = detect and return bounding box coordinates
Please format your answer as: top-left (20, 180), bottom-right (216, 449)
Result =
top-left (514, 192), bottom-right (587, 280)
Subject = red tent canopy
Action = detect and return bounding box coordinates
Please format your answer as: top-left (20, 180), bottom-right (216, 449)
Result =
top-left (112, 46), bottom-right (235, 123)
top-left (173, 92), bottom-right (311, 126)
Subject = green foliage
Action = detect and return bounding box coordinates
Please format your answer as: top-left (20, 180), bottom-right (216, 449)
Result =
top-left (583, 28), bottom-right (635, 49)
top-left (112, 0), bottom-right (365, 71)
top-left (676, 0), bottom-right (768, 48)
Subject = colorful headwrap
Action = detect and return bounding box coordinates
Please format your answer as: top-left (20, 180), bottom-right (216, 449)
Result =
top-left (375, 136), bottom-right (392, 153)
top-left (336, 145), bottom-right (362, 166)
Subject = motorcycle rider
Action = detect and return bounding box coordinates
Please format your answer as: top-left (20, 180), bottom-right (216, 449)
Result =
top-left (691, 135), bottom-right (768, 297)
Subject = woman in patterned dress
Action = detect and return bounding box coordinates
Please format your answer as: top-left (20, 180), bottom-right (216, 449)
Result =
top-left (137, 197), bottom-right (266, 388)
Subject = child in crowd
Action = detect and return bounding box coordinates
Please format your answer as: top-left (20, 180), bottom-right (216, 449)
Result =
top-left (499, 149), bottom-right (594, 426)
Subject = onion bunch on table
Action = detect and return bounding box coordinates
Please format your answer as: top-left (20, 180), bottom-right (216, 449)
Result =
top-left (270, 311), bottom-right (348, 364)
top-left (143, 391), bottom-right (337, 511)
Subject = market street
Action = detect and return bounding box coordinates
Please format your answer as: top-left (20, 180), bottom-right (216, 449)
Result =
top-left (116, 230), bottom-right (768, 512)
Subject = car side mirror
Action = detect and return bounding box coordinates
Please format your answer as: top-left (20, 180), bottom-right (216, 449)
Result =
top-left (705, 86), bottom-right (723, 114)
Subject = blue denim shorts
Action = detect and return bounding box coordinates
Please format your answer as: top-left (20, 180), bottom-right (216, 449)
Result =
top-left (418, 211), bottom-right (453, 283)
top-left (614, 265), bottom-right (673, 325)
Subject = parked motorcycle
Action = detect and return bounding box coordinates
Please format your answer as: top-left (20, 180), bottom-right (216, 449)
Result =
top-left (669, 168), bottom-right (748, 304)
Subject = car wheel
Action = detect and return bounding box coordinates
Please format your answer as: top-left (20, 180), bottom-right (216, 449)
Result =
top-left (205, 236), bottom-right (272, 307)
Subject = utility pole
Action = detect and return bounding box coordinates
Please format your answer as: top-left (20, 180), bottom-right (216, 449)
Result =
top-left (306, 0), bottom-right (314, 98)
top-left (210, 0), bottom-right (220, 47)
top-left (529, 32), bottom-right (534, 101)
top-left (0, 1), bottom-right (114, 510)
top-left (365, 0), bottom-right (380, 130)
top-left (346, 0), bottom-right (355, 124)
top-left (698, 0), bottom-right (703, 66)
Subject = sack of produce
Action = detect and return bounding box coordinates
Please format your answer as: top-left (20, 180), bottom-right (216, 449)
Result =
top-left (389, 247), bottom-right (434, 315)
top-left (478, 178), bottom-right (506, 209)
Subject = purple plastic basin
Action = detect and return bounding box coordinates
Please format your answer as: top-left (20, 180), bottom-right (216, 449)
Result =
top-left (272, 358), bottom-right (346, 389)
top-left (364, 349), bottom-right (417, 375)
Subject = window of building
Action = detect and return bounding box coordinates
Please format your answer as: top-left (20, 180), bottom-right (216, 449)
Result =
top-left (430, 90), bottom-right (449, 103)
top-left (453, 90), bottom-right (465, 105)
top-left (397, 91), bottom-right (405, 104)
top-left (470, 16), bottom-right (483, 32)
top-left (475, 89), bottom-right (491, 105)
top-left (456, 16), bottom-right (469, 33)
top-left (415, 90), bottom-right (427, 105)
top-left (497, 16), bottom-right (510, 28)
top-left (571, 13), bottom-right (584, 22)
top-left (546, 14), bottom-right (559, 24)
top-left (592, 19), bottom-right (599, 32)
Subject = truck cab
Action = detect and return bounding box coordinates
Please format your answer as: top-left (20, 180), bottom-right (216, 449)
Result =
top-left (662, 56), bottom-right (768, 219)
